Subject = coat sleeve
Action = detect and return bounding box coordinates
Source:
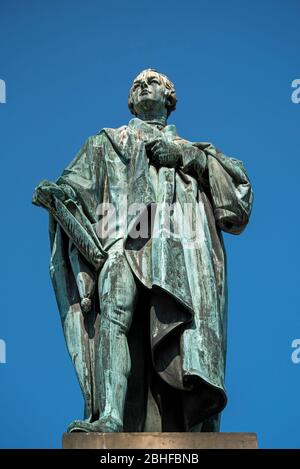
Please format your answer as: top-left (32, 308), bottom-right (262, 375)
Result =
top-left (42, 135), bottom-right (107, 270)
top-left (56, 136), bottom-right (104, 224)
top-left (177, 140), bottom-right (253, 235)
top-left (48, 135), bottom-right (108, 314)
top-left (198, 142), bottom-right (253, 234)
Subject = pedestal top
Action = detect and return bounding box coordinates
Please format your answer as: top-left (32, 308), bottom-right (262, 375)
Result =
top-left (63, 432), bottom-right (258, 449)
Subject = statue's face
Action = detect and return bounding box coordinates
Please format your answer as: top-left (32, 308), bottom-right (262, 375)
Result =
top-left (130, 70), bottom-right (167, 115)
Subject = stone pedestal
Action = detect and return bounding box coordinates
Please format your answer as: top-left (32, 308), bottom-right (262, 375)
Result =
top-left (63, 432), bottom-right (258, 449)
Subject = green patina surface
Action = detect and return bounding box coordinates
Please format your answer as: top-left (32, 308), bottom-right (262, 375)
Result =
top-left (33, 69), bottom-right (253, 433)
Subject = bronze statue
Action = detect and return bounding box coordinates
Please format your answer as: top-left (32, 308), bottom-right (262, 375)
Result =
top-left (33, 69), bottom-right (253, 432)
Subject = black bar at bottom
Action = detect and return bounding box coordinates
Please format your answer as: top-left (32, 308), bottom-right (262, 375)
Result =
top-left (0, 449), bottom-right (299, 466)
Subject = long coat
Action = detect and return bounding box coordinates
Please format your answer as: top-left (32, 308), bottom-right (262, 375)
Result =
top-left (46, 118), bottom-right (253, 431)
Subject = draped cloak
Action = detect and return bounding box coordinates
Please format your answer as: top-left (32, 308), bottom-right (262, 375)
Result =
top-left (47, 118), bottom-right (253, 431)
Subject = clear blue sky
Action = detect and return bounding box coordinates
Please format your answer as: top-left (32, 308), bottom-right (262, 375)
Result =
top-left (0, 0), bottom-right (299, 449)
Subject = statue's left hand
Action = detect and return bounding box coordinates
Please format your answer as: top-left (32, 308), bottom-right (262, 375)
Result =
top-left (146, 138), bottom-right (182, 168)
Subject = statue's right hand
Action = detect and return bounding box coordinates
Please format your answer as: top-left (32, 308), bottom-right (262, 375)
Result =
top-left (32, 180), bottom-right (64, 208)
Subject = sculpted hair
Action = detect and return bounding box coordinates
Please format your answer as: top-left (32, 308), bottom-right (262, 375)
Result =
top-left (128, 69), bottom-right (177, 117)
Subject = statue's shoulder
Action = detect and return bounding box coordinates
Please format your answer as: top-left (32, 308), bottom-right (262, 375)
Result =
top-left (94, 124), bottom-right (128, 139)
top-left (82, 125), bottom-right (129, 159)
top-left (174, 135), bottom-right (245, 167)
top-left (190, 141), bottom-right (247, 171)
top-left (174, 137), bottom-right (223, 157)
top-left (173, 135), bottom-right (217, 151)
top-left (173, 135), bottom-right (191, 145)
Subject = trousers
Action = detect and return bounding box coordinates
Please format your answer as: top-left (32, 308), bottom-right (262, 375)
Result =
top-left (96, 247), bottom-right (138, 430)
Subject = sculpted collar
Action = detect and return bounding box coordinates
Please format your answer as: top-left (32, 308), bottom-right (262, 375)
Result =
top-left (128, 118), bottom-right (177, 139)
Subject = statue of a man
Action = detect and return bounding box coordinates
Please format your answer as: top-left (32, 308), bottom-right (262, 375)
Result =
top-left (33, 69), bottom-right (253, 433)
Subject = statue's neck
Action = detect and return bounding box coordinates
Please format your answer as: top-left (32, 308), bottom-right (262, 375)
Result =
top-left (135, 113), bottom-right (167, 128)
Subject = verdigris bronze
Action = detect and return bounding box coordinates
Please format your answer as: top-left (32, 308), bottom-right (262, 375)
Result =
top-left (33, 69), bottom-right (253, 433)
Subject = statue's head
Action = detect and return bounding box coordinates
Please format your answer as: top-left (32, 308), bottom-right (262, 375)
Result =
top-left (128, 69), bottom-right (177, 118)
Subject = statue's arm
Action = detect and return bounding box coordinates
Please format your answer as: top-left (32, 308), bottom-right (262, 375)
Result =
top-left (32, 137), bottom-right (94, 210)
top-left (203, 144), bottom-right (253, 234)
top-left (33, 136), bottom-right (107, 269)
top-left (34, 134), bottom-right (105, 205)
top-left (175, 139), bottom-right (253, 234)
top-left (175, 140), bottom-right (207, 179)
